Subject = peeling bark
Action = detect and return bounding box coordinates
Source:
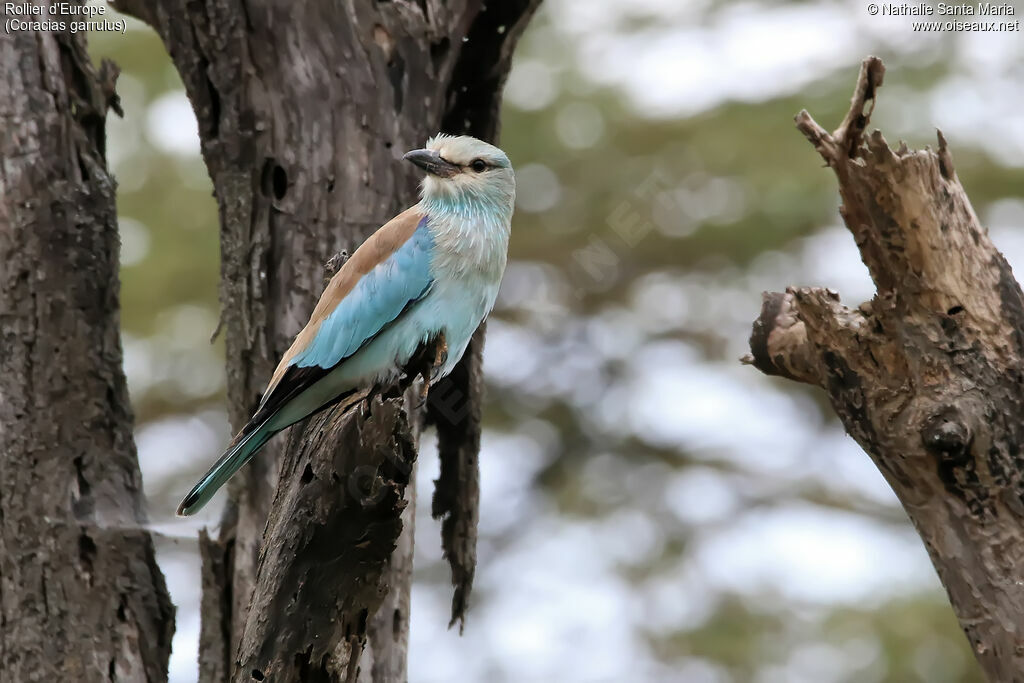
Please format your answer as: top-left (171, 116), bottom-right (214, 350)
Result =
top-left (0, 15), bottom-right (174, 682)
top-left (110, 0), bottom-right (540, 679)
top-left (744, 56), bottom-right (1024, 681)
top-left (428, 327), bottom-right (484, 631)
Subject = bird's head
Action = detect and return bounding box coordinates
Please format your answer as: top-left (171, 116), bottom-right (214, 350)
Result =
top-left (404, 134), bottom-right (515, 219)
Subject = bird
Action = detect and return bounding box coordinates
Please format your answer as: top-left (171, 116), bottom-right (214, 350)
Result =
top-left (177, 134), bottom-right (515, 516)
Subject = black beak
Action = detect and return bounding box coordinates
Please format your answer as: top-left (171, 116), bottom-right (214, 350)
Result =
top-left (403, 149), bottom-right (460, 178)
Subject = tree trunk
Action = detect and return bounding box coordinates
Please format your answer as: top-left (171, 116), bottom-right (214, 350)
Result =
top-left (111, 1), bottom-right (540, 680)
top-left (0, 15), bottom-right (174, 682)
top-left (744, 56), bottom-right (1024, 682)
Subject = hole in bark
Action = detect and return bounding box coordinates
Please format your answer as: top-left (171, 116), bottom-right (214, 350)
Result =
top-left (204, 71), bottom-right (221, 139)
top-left (358, 608), bottom-right (369, 635)
top-left (72, 456), bottom-right (93, 517)
top-left (301, 463), bottom-right (314, 484)
top-left (251, 669), bottom-right (265, 681)
top-left (272, 165), bottom-right (288, 199)
top-left (260, 159), bottom-right (288, 200)
top-left (78, 533), bottom-right (96, 585)
top-left (79, 532), bottom-right (96, 561)
top-left (922, 412), bottom-right (971, 457)
top-left (947, 305), bottom-right (964, 315)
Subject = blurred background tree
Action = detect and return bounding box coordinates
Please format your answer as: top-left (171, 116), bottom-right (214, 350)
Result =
top-left (91, 0), bottom-right (1024, 680)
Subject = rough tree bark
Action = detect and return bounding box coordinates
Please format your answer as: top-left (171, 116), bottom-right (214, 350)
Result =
top-left (0, 15), bottom-right (174, 683)
top-left (109, 1), bottom-right (540, 680)
top-left (744, 56), bottom-right (1024, 681)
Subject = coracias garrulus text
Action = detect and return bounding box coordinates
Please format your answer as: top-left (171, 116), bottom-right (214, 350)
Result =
top-left (177, 134), bottom-right (515, 516)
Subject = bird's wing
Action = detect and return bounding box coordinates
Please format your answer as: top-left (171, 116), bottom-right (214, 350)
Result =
top-left (178, 209), bottom-right (434, 516)
top-left (252, 207), bottom-right (435, 425)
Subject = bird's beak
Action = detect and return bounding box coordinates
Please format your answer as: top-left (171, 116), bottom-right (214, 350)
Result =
top-left (403, 149), bottom-right (460, 178)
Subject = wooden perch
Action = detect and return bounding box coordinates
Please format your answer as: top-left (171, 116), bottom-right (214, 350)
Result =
top-left (236, 391), bottom-right (415, 682)
top-left (746, 55), bottom-right (1024, 681)
top-left (231, 333), bottom-right (443, 681)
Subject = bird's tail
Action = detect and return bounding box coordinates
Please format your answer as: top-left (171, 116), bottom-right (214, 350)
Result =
top-left (176, 418), bottom-right (277, 516)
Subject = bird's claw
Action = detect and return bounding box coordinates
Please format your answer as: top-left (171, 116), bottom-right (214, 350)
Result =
top-left (413, 333), bottom-right (447, 404)
top-left (432, 334), bottom-right (449, 372)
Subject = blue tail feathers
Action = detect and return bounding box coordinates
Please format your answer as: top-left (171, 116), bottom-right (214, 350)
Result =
top-left (176, 419), bottom-right (277, 516)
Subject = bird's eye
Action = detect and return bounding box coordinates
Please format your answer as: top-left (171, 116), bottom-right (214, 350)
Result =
top-left (470, 159), bottom-right (487, 173)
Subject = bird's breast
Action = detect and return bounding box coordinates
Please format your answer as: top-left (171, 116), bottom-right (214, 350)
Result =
top-left (428, 213), bottom-right (509, 283)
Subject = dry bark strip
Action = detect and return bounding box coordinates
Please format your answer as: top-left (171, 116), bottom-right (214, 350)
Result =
top-left (744, 56), bottom-right (1024, 681)
top-left (110, 0), bottom-right (540, 680)
top-left (0, 16), bottom-right (174, 682)
top-left (427, 327), bottom-right (485, 632)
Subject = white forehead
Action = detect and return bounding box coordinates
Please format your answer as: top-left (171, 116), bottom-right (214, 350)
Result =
top-left (426, 133), bottom-right (509, 167)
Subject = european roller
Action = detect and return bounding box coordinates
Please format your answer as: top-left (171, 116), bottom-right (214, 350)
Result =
top-left (177, 134), bottom-right (515, 516)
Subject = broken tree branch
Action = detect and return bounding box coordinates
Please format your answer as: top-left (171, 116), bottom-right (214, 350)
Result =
top-left (745, 56), bottom-right (1024, 681)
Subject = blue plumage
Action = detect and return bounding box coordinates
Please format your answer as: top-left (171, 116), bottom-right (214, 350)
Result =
top-left (292, 217), bottom-right (435, 371)
top-left (178, 134), bottom-right (514, 516)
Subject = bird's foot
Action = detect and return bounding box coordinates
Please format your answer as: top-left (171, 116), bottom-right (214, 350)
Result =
top-left (432, 333), bottom-right (449, 374)
top-left (415, 333), bottom-right (447, 404)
